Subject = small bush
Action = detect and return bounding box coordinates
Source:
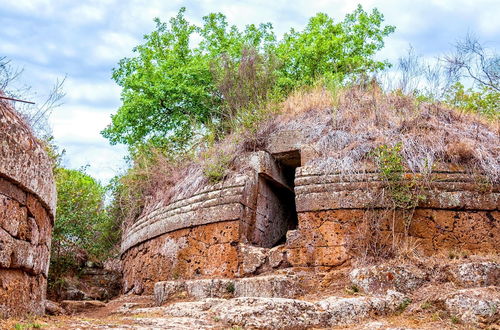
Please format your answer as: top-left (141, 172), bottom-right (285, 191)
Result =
top-left (203, 150), bottom-right (232, 183)
top-left (450, 315), bottom-right (461, 324)
top-left (226, 281), bottom-right (235, 294)
top-left (397, 298), bottom-right (412, 313)
top-left (420, 301), bottom-right (433, 310)
top-left (345, 285), bottom-right (360, 295)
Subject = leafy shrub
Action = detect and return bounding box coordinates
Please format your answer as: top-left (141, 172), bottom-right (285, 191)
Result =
top-left (445, 82), bottom-right (499, 120)
top-left (102, 6), bottom-right (394, 152)
top-left (203, 150), bottom-right (232, 183)
top-left (372, 143), bottom-right (426, 210)
top-left (49, 167), bottom-right (119, 296)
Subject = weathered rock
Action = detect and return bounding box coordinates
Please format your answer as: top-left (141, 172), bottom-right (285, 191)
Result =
top-left (60, 300), bottom-right (106, 314)
top-left (60, 288), bottom-right (86, 301)
top-left (240, 243), bottom-right (268, 274)
top-left (317, 290), bottom-right (407, 325)
top-left (450, 262), bottom-right (500, 288)
top-left (185, 279), bottom-right (234, 300)
top-left (162, 299), bottom-right (225, 318)
top-left (0, 101), bottom-right (55, 317)
top-left (123, 220), bottom-right (241, 294)
top-left (234, 274), bottom-right (300, 298)
top-left (154, 280), bottom-right (188, 305)
top-left (350, 264), bottom-right (426, 294)
top-left (154, 275), bottom-right (299, 305)
top-left (123, 316), bottom-right (217, 329)
top-left (268, 245), bottom-right (288, 268)
top-left (53, 265), bottom-right (122, 301)
top-left (211, 297), bottom-right (324, 329)
top-left (444, 287), bottom-right (499, 328)
top-left (45, 300), bottom-right (66, 315)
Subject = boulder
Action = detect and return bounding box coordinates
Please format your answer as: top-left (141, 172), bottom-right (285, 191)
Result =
top-left (317, 290), bottom-right (408, 325)
top-left (211, 297), bottom-right (324, 329)
top-left (45, 300), bottom-right (66, 315)
top-left (444, 287), bottom-right (499, 328)
top-left (350, 264), bottom-right (426, 294)
top-left (240, 244), bottom-right (268, 274)
top-left (450, 262), bottom-right (500, 288)
top-left (60, 300), bottom-right (106, 314)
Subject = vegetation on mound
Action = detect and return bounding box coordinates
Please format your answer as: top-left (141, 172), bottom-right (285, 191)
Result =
top-left (102, 5), bottom-right (395, 152)
top-left (111, 82), bottom-right (498, 230)
top-left (104, 7), bottom-right (498, 233)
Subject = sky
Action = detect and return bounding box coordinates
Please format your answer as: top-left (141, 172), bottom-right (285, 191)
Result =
top-left (1, 0), bottom-right (499, 183)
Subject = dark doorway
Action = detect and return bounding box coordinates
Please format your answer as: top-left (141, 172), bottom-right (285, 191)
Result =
top-left (251, 150), bottom-right (300, 248)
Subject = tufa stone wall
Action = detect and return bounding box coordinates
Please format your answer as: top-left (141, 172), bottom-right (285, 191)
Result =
top-left (286, 165), bottom-right (499, 267)
top-left (0, 101), bottom-right (56, 317)
top-left (121, 136), bottom-right (499, 294)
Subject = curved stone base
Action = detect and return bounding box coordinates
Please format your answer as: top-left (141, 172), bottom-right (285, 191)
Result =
top-left (0, 178), bottom-right (52, 317)
top-left (122, 221), bottom-right (240, 294)
top-left (0, 270), bottom-right (46, 317)
top-left (285, 209), bottom-right (499, 267)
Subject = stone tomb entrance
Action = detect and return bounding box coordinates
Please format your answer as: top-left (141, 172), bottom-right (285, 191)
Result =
top-left (251, 150), bottom-right (300, 248)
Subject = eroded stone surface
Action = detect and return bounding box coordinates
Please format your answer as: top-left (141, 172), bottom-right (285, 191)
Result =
top-left (211, 297), bottom-right (323, 329)
top-left (154, 274), bottom-right (299, 305)
top-left (444, 287), bottom-right (499, 327)
top-left (240, 243), bottom-right (268, 274)
top-left (449, 262), bottom-right (500, 288)
top-left (0, 101), bottom-right (56, 215)
top-left (60, 300), bottom-right (107, 314)
top-left (45, 300), bottom-right (66, 316)
top-left (0, 102), bottom-right (54, 317)
top-left (350, 264), bottom-right (426, 294)
top-left (317, 290), bottom-right (407, 325)
top-left (123, 221), bottom-right (240, 294)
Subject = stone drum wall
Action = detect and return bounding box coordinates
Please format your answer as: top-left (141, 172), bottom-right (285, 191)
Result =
top-left (0, 101), bottom-right (56, 317)
top-left (121, 174), bottom-right (257, 294)
top-left (286, 164), bottom-right (499, 267)
top-left (121, 144), bottom-right (499, 295)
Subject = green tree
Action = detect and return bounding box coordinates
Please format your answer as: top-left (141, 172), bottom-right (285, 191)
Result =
top-left (50, 167), bottom-right (118, 281)
top-left (102, 8), bottom-right (275, 152)
top-left (445, 82), bottom-right (499, 119)
top-left (102, 6), bottom-right (394, 151)
top-left (275, 5), bottom-right (395, 91)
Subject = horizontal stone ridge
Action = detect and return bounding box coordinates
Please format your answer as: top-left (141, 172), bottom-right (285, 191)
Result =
top-left (0, 102), bottom-right (56, 217)
top-left (0, 172), bottom-right (53, 317)
top-left (295, 169), bottom-right (499, 212)
top-left (154, 274), bottom-right (300, 305)
top-left (121, 176), bottom-right (248, 253)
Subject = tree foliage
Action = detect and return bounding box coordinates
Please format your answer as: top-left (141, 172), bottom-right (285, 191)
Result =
top-left (50, 167), bottom-right (119, 280)
top-left (102, 6), bottom-right (395, 151)
top-left (445, 82), bottom-right (499, 119)
top-left (276, 6), bottom-right (394, 90)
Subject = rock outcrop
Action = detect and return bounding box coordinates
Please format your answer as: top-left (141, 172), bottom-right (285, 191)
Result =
top-left (0, 100), bottom-right (56, 317)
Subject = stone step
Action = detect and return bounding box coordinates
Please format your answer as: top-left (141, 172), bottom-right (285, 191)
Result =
top-left (117, 290), bottom-right (408, 329)
top-left (154, 274), bottom-right (301, 305)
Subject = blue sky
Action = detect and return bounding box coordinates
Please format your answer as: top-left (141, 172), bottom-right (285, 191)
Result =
top-left (1, 0), bottom-right (499, 183)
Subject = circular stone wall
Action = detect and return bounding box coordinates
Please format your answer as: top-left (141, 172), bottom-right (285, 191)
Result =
top-left (287, 164), bottom-right (499, 267)
top-left (0, 100), bottom-right (56, 317)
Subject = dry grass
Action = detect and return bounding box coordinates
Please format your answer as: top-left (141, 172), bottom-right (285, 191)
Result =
top-left (279, 83), bottom-right (499, 182)
top-left (122, 83), bottom-right (499, 227)
top-left (281, 85), bottom-right (338, 117)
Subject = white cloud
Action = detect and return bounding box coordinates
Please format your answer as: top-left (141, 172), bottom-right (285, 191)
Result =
top-left (64, 78), bottom-right (121, 106)
top-left (91, 31), bottom-right (139, 63)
